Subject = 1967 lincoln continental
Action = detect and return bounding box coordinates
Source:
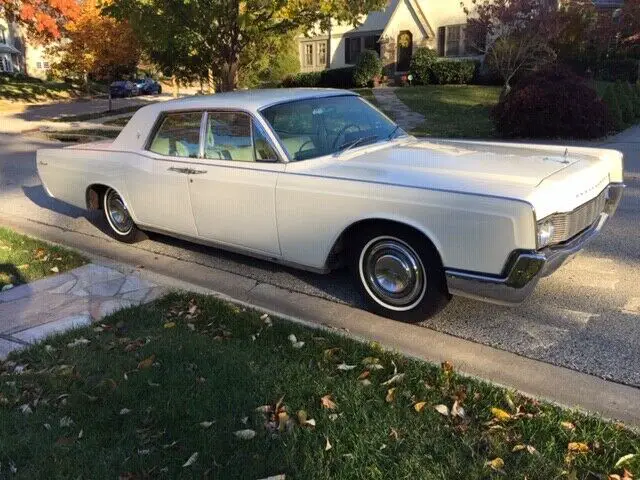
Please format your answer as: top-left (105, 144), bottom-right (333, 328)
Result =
top-left (36, 89), bottom-right (625, 321)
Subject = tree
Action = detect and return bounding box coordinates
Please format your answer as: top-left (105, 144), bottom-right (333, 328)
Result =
top-left (107, 0), bottom-right (386, 91)
top-left (50, 0), bottom-right (140, 89)
top-left (464, 0), bottom-right (558, 94)
top-left (0, 0), bottom-right (80, 40)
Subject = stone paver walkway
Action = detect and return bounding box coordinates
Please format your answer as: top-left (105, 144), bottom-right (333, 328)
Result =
top-left (372, 88), bottom-right (425, 132)
top-left (0, 264), bottom-right (168, 357)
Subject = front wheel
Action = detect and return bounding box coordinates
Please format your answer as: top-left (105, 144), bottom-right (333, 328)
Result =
top-left (348, 227), bottom-right (450, 322)
top-left (103, 188), bottom-right (140, 243)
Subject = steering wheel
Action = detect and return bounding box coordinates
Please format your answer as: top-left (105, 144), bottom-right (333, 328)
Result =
top-left (297, 140), bottom-right (315, 156)
top-left (332, 124), bottom-right (362, 149)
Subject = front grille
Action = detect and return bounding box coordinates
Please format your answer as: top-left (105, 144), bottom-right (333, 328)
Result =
top-left (548, 188), bottom-right (608, 244)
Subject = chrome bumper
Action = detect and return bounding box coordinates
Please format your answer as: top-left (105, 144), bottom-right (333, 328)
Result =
top-left (445, 183), bottom-right (625, 306)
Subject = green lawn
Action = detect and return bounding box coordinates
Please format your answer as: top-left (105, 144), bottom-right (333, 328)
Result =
top-left (0, 227), bottom-right (87, 290)
top-left (1, 292), bottom-right (638, 479)
top-left (102, 115), bottom-right (133, 127)
top-left (38, 128), bottom-right (122, 143)
top-left (394, 85), bottom-right (501, 139)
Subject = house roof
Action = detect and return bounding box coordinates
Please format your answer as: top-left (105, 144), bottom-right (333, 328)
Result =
top-left (0, 43), bottom-right (20, 55)
top-left (381, 0), bottom-right (435, 39)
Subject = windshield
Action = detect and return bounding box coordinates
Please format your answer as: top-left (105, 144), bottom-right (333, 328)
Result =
top-left (260, 95), bottom-right (404, 161)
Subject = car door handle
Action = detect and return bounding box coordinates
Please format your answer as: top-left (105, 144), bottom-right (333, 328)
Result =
top-left (168, 167), bottom-right (207, 175)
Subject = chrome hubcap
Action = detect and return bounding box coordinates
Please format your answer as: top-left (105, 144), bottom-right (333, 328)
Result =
top-left (106, 191), bottom-right (133, 234)
top-left (362, 239), bottom-right (425, 308)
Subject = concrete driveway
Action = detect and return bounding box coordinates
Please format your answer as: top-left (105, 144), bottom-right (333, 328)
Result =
top-left (1, 129), bottom-right (639, 388)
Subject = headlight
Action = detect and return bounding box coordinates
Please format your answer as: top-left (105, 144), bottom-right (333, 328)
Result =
top-left (537, 220), bottom-right (555, 249)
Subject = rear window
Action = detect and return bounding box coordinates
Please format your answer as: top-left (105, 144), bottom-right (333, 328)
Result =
top-left (148, 112), bottom-right (202, 158)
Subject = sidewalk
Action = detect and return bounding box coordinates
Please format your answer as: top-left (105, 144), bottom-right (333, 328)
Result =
top-left (0, 263), bottom-right (167, 357)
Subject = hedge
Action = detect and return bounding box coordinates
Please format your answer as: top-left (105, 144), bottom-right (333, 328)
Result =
top-left (408, 47), bottom-right (438, 85)
top-left (353, 50), bottom-right (382, 87)
top-left (428, 60), bottom-right (477, 85)
top-left (281, 67), bottom-right (356, 89)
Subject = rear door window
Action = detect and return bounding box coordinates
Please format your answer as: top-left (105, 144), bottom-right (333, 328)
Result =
top-left (148, 112), bottom-right (202, 158)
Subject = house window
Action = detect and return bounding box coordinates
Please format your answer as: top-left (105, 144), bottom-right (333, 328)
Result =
top-left (317, 42), bottom-right (327, 67)
top-left (43, 61), bottom-right (50, 69)
top-left (0, 28), bottom-right (6, 45)
top-left (364, 35), bottom-right (381, 56)
top-left (304, 44), bottom-right (314, 67)
top-left (345, 37), bottom-right (362, 64)
top-left (438, 25), bottom-right (466, 57)
top-left (36, 61), bottom-right (43, 69)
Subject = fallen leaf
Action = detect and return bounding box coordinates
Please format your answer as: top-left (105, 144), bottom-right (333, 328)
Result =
top-left (297, 410), bottom-right (308, 424)
top-left (67, 338), bottom-right (90, 348)
top-left (119, 408), bottom-right (131, 415)
top-left (441, 360), bottom-right (454, 374)
top-left (385, 387), bottom-right (396, 403)
top-left (320, 395), bottom-right (337, 410)
top-left (451, 400), bottom-right (465, 418)
top-left (323, 348), bottom-right (341, 361)
top-left (188, 304), bottom-right (198, 315)
top-left (200, 421), bottom-right (214, 428)
top-left (325, 437), bottom-right (332, 451)
top-left (491, 407), bottom-right (512, 422)
top-left (389, 427), bottom-right (399, 441)
top-left (512, 444), bottom-right (526, 452)
top-left (287, 334), bottom-right (297, 343)
top-left (434, 404), bottom-right (449, 416)
top-left (381, 373), bottom-right (405, 386)
top-left (137, 355), bottom-right (155, 370)
top-left (257, 476), bottom-right (286, 480)
top-left (615, 454), bottom-right (638, 468)
top-left (234, 429), bottom-right (256, 440)
top-left (357, 370), bottom-right (370, 380)
top-left (255, 405), bottom-right (273, 414)
top-left (34, 248), bottom-right (45, 258)
top-left (337, 363), bottom-right (356, 371)
top-left (292, 341), bottom-right (305, 349)
top-left (17, 264), bottom-right (29, 270)
top-left (359, 379), bottom-right (372, 387)
top-left (414, 401), bottom-right (427, 412)
top-left (361, 357), bottom-right (380, 366)
top-left (568, 442), bottom-right (590, 453)
top-left (328, 413), bottom-right (338, 421)
top-left (19, 404), bottom-right (33, 415)
top-left (304, 418), bottom-right (316, 427)
top-left (278, 412), bottom-right (289, 432)
top-left (163, 322), bottom-right (176, 329)
top-left (78, 429), bottom-right (83, 439)
top-left (504, 392), bottom-right (516, 411)
top-left (561, 421), bottom-right (576, 431)
top-left (527, 445), bottom-right (538, 455)
top-left (486, 457), bottom-right (504, 471)
top-left (182, 452), bottom-right (198, 467)
top-left (50, 266), bottom-right (59, 273)
top-left (59, 416), bottom-right (73, 427)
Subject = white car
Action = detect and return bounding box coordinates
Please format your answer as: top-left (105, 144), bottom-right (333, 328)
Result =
top-left (36, 89), bottom-right (625, 321)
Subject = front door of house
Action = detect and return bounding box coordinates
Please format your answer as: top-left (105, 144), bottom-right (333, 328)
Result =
top-left (396, 31), bottom-right (413, 72)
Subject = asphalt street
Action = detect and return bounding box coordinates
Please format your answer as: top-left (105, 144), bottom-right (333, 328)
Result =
top-left (1, 131), bottom-right (639, 387)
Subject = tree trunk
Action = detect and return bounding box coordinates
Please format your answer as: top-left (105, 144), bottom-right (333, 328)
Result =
top-left (83, 71), bottom-right (90, 95)
top-left (219, 59), bottom-right (239, 92)
top-left (500, 81), bottom-right (512, 101)
top-left (171, 75), bottom-right (179, 98)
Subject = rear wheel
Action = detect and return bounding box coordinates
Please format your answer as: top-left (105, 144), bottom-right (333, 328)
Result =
top-left (348, 226), bottom-right (450, 322)
top-left (103, 188), bottom-right (140, 243)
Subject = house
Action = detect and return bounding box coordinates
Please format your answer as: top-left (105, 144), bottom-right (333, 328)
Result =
top-left (298, 0), bottom-right (477, 75)
top-left (0, 16), bottom-right (54, 79)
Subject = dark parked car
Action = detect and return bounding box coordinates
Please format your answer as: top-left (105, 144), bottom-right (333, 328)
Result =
top-left (134, 78), bottom-right (162, 95)
top-left (109, 81), bottom-right (139, 98)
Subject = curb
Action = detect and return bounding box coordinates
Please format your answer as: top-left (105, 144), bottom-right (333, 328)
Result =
top-left (2, 214), bottom-right (640, 427)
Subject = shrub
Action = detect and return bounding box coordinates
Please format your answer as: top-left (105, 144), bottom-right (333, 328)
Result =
top-left (319, 66), bottom-right (356, 88)
top-left (616, 81), bottom-right (635, 124)
top-left (353, 50), bottom-right (382, 87)
top-left (429, 60), bottom-right (476, 85)
top-left (409, 47), bottom-right (437, 85)
top-left (281, 71), bottom-right (321, 88)
top-left (601, 84), bottom-right (624, 131)
top-left (492, 68), bottom-right (613, 139)
top-left (598, 58), bottom-right (640, 83)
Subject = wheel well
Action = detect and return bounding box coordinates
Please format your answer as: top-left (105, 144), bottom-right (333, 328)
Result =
top-left (86, 184), bottom-right (109, 210)
top-left (327, 219), bottom-right (443, 270)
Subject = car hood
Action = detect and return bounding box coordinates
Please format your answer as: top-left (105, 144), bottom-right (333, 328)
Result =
top-left (285, 138), bottom-right (616, 214)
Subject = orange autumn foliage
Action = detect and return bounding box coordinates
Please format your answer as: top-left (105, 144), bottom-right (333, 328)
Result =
top-left (0, 0), bottom-right (80, 40)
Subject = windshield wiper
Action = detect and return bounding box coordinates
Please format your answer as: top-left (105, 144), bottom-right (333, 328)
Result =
top-left (387, 125), bottom-right (405, 140)
top-left (336, 135), bottom-right (379, 157)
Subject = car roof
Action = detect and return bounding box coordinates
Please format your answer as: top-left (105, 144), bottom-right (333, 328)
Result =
top-left (153, 88), bottom-right (357, 112)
